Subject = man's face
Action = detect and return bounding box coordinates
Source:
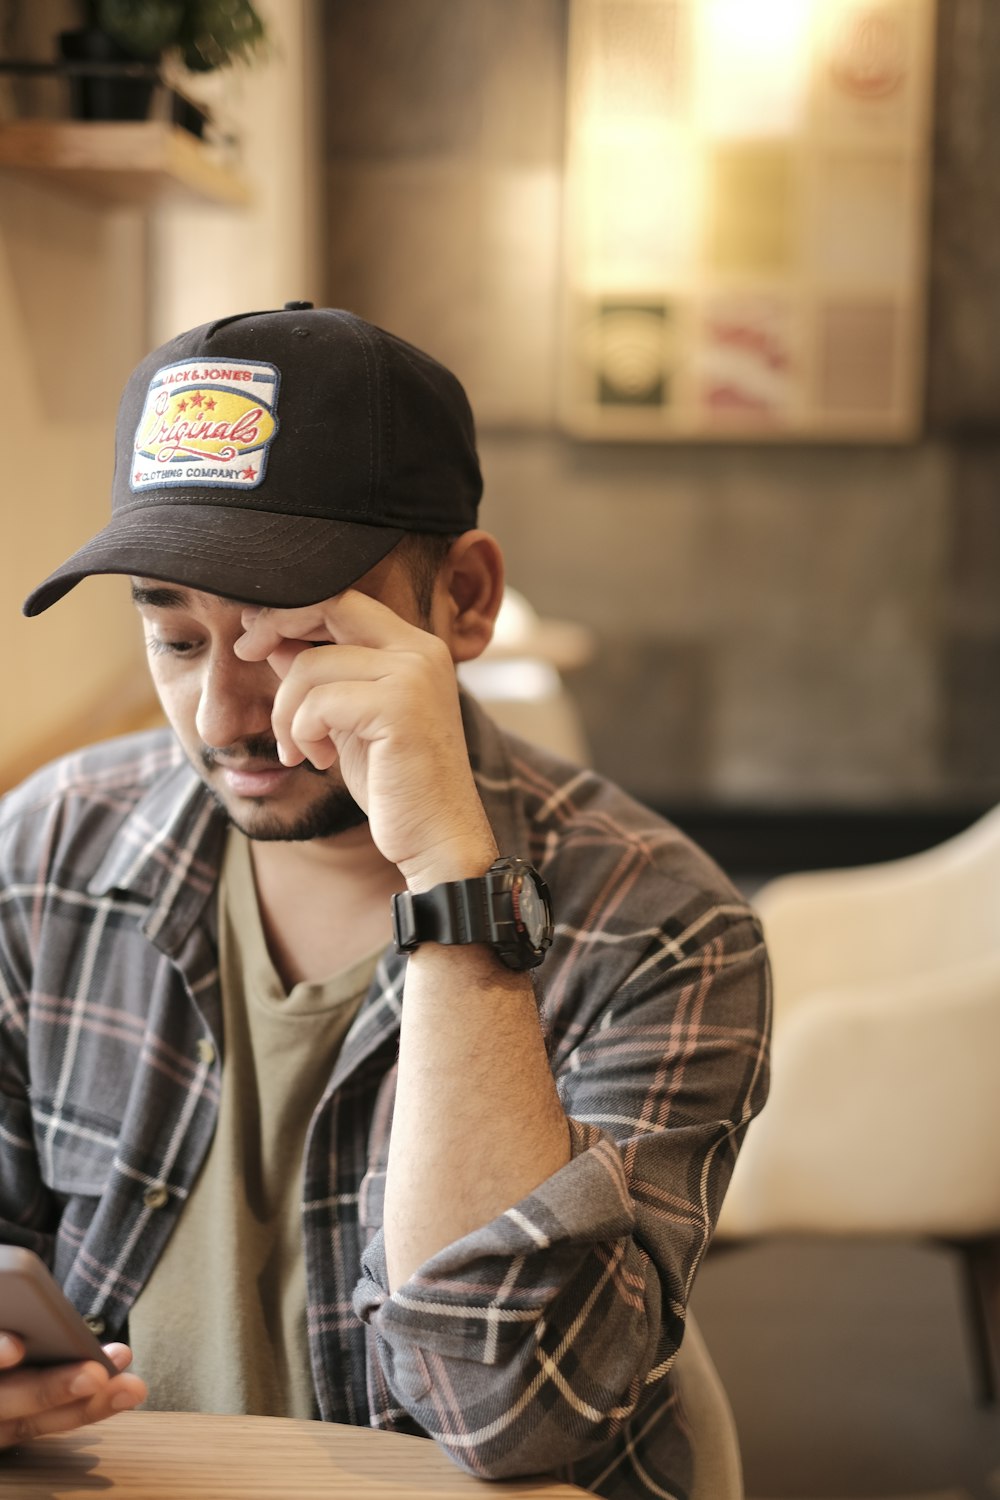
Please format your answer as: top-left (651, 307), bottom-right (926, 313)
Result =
top-left (132, 553), bottom-right (432, 842)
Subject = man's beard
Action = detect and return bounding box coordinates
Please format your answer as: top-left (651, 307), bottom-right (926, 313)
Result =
top-left (199, 735), bottom-right (369, 842)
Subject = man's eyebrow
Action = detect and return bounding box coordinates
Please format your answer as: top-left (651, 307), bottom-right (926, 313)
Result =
top-left (130, 583), bottom-right (191, 610)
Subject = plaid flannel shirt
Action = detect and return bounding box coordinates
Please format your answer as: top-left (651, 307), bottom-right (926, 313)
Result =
top-left (0, 696), bottom-right (769, 1497)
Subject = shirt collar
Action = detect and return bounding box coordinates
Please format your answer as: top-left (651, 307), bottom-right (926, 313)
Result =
top-left (88, 732), bottom-right (227, 953)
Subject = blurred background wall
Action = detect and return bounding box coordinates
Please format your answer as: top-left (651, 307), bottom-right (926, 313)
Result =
top-left (0, 0), bottom-right (320, 786)
top-left (320, 0), bottom-right (1000, 826)
top-left (0, 0), bottom-right (147, 781)
top-left (2, 0), bottom-right (998, 838)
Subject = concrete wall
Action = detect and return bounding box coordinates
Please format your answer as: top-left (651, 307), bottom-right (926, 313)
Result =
top-left (321, 0), bottom-right (1000, 814)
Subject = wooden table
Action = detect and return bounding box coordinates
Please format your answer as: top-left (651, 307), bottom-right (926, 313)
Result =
top-left (0, 1409), bottom-right (590, 1497)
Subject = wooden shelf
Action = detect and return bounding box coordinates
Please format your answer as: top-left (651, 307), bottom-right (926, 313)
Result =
top-left (0, 120), bottom-right (250, 207)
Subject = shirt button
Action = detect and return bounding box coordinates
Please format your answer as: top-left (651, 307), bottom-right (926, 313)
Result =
top-left (196, 1038), bottom-right (216, 1065)
top-left (144, 1184), bottom-right (169, 1210)
top-left (84, 1316), bottom-right (105, 1336)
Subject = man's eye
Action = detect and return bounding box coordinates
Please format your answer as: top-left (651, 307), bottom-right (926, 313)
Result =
top-left (147, 637), bottom-right (197, 656)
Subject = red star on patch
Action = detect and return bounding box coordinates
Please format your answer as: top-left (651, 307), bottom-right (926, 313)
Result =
top-left (190, 391), bottom-right (204, 408)
top-left (203, 396), bottom-right (216, 410)
top-left (134, 471), bottom-right (143, 483)
top-left (240, 465), bottom-right (256, 480)
top-left (176, 398), bottom-right (188, 412)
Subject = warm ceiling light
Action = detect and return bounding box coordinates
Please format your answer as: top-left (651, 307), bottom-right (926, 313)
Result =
top-left (701, 0), bottom-right (816, 58)
top-left (698, 0), bottom-right (816, 135)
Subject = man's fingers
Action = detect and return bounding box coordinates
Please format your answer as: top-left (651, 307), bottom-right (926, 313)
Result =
top-left (269, 651), bottom-right (396, 766)
top-left (261, 638), bottom-right (319, 684)
top-left (279, 681), bottom-right (382, 771)
top-left (0, 1396), bottom-right (91, 1448)
top-left (0, 1358), bottom-right (105, 1433)
top-left (0, 1334), bottom-right (23, 1370)
top-left (235, 589), bottom-right (419, 661)
top-left (0, 1382), bottom-right (143, 1447)
top-left (81, 1371), bottom-right (146, 1421)
top-left (234, 614), bottom-right (328, 663)
top-left (0, 1363), bottom-right (146, 1450)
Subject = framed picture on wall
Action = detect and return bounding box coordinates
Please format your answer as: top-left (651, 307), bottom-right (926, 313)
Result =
top-left (560, 0), bottom-right (938, 441)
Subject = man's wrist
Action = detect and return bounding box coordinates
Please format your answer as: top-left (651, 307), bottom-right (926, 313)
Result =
top-left (398, 833), bottom-right (499, 895)
top-left (393, 855), bottom-right (554, 971)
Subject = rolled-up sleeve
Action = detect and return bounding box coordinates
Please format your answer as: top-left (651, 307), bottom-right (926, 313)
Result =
top-left (354, 908), bottom-right (770, 1482)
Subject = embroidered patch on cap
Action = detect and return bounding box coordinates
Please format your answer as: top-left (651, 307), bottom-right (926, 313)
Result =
top-left (130, 359), bottom-right (280, 492)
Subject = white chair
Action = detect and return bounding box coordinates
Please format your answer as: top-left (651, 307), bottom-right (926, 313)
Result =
top-left (675, 1313), bottom-right (745, 1500)
top-left (714, 803), bottom-right (1000, 1401)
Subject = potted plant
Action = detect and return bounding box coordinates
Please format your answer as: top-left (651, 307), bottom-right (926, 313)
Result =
top-left (59, 0), bottom-right (268, 127)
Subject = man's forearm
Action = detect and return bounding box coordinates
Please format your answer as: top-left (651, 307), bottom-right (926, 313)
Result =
top-left (383, 942), bottom-right (571, 1290)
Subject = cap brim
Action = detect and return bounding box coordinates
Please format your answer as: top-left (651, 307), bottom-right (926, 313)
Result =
top-left (22, 504), bottom-right (407, 617)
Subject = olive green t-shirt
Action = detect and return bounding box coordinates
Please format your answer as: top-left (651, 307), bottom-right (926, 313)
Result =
top-left (129, 829), bottom-right (379, 1417)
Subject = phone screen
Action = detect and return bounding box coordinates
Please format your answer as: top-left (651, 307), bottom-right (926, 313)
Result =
top-left (0, 1246), bottom-right (116, 1374)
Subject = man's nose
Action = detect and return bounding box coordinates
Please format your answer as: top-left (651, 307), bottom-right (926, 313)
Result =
top-left (195, 648), bottom-right (276, 750)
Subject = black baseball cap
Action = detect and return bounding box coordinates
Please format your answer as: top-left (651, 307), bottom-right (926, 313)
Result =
top-left (23, 303), bottom-right (482, 616)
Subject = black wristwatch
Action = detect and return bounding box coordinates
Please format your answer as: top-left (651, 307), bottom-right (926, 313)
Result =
top-left (391, 856), bottom-right (554, 971)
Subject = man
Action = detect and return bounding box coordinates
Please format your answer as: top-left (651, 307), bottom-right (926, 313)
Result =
top-left (0, 304), bottom-right (769, 1494)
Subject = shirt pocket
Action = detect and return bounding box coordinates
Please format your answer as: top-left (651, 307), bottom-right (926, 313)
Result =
top-left (31, 1100), bottom-right (119, 1198)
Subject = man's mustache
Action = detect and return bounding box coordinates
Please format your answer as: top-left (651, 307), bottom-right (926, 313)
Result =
top-left (200, 734), bottom-right (329, 778)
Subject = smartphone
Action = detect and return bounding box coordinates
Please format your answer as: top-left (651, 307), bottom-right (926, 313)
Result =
top-left (0, 1246), bottom-right (116, 1374)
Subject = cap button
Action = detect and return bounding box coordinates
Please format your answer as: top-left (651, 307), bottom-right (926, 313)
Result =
top-left (283, 300), bottom-right (313, 310)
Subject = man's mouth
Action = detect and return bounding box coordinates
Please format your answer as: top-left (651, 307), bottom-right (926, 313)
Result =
top-left (201, 739), bottom-right (327, 795)
top-left (215, 762), bottom-right (294, 798)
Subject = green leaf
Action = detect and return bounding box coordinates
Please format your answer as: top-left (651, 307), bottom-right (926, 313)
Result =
top-left (95, 0), bottom-right (186, 59)
top-left (176, 0), bottom-right (268, 72)
top-left (94, 0), bottom-right (267, 70)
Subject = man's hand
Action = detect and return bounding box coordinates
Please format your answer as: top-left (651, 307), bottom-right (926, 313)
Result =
top-left (234, 590), bottom-right (497, 889)
top-left (0, 1333), bottom-right (146, 1448)
top-left (237, 586), bottom-right (570, 1287)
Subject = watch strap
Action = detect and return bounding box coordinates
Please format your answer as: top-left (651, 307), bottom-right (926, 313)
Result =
top-left (391, 873), bottom-right (494, 953)
top-left (392, 857), bottom-right (553, 970)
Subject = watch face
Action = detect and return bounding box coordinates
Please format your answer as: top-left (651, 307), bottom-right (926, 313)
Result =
top-left (512, 869), bottom-right (549, 948)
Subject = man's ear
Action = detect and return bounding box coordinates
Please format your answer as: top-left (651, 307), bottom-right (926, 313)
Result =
top-left (433, 531), bottom-right (505, 664)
